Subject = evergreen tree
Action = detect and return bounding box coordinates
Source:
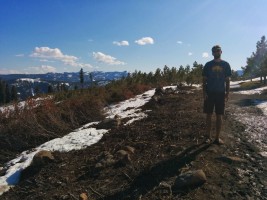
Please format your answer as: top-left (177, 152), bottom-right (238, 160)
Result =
top-left (154, 68), bottom-right (162, 85)
top-left (191, 61), bottom-right (203, 84)
top-left (243, 36), bottom-right (267, 81)
top-left (5, 83), bottom-right (11, 103)
top-left (170, 67), bottom-right (178, 83)
top-left (178, 65), bottom-right (186, 83)
top-left (47, 85), bottom-right (53, 93)
top-left (11, 85), bottom-right (18, 101)
top-left (60, 83), bottom-right (68, 92)
top-left (34, 86), bottom-right (40, 96)
top-left (56, 83), bottom-right (60, 92)
top-left (89, 72), bottom-right (94, 87)
top-left (262, 55), bottom-right (267, 84)
top-left (0, 81), bottom-right (5, 104)
top-left (79, 68), bottom-right (84, 89)
top-left (231, 70), bottom-right (239, 81)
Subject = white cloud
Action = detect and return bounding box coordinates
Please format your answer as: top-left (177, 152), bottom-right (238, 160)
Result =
top-left (202, 52), bottom-right (209, 58)
top-left (113, 40), bottom-right (129, 46)
top-left (0, 69), bottom-right (21, 74)
top-left (0, 65), bottom-right (57, 74)
top-left (40, 59), bottom-right (55, 63)
top-left (93, 52), bottom-right (125, 65)
top-left (177, 41), bottom-right (183, 44)
top-left (30, 47), bottom-right (93, 69)
top-left (27, 65), bottom-right (57, 74)
top-left (135, 37), bottom-right (154, 45)
top-left (188, 52), bottom-right (193, 56)
top-left (30, 47), bottom-right (77, 61)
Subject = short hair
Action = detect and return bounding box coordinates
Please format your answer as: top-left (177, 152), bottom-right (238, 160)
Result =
top-left (212, 45), bottom-right (221, 52)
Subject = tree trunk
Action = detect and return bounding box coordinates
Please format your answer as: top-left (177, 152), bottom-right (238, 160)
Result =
top-left (264, 76), bottom-right (266, 85)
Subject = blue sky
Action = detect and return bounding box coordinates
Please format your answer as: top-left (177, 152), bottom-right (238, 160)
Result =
top-left (0, 0), bottom-right (267, 74)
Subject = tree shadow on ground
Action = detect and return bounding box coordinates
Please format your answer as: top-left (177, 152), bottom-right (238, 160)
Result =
top-left (234, 99), bottom-right (256, 107)
top-left (101, 142), bottom-right (212, 200)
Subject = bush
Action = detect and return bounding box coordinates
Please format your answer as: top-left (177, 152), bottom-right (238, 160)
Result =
top-left (240, 81), bottom-right (263, 90)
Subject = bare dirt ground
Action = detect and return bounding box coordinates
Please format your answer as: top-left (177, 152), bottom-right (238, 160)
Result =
top-left (1, 87), bottom-right (267, 200)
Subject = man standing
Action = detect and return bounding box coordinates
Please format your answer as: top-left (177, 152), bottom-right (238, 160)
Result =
top-left (202, 45), bottom-right (231, 144)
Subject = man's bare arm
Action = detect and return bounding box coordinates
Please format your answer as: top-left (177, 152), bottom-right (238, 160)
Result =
top-left (203, 76), bottom-right (207, 100)
top-left (225, 76), bottom-right (230, 101)
top-left (225, 76), bottom-right (230, 94)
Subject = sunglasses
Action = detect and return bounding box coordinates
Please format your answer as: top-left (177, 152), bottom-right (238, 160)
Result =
top-left (212, 49), bottom-right (221, 53)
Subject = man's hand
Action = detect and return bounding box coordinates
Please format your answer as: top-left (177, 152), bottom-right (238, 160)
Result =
top-left (225, 92), bottom-right (229, 102)
top-left (203, 76), bottom-right (207, 100)
top-left (203, 92), bottom-right (208, 100)
top-left (225, 76), bottom-right (230, 102)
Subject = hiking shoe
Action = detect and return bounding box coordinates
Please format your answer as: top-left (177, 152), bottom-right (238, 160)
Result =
top-left (204, 138), bottom-right (212, 144)
top-left (214, 138), bottom-right (224, 145)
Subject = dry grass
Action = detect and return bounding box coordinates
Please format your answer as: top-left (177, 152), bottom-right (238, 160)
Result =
top-left (0, 82), bottom-right (154, 158)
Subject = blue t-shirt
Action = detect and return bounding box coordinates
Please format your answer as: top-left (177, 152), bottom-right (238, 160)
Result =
top-left (202, 60), bottom-right (231, 93)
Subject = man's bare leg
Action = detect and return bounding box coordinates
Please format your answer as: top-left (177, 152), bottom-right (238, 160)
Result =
top-left (206, 114), bottom-right (212, 140)
top-left (215, 114), bottom-right (223, 144)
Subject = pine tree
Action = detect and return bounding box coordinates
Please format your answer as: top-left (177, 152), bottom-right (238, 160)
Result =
top-left (89, 72), bottom-right (94, 87)
top-left (5, 83), bottom-right (11, 103)
top-left (154, 68), bottom-right (162, 85)
top-left (0, 80), bottom-right (6, 105)
top-left (79, 68), bottom-right (84, 89)
top-left (47, 85), bottom-right (53, 93)
top-left (262, 55), bottom-right (267, 84)
top-left (34, 86), bottom-right (40, 96)
top-left (11, 85), bottom-right (18, 101)
top-left (243, 36), bottom-right (267, 82)
top-left (178, 65), bottom-right (186, 83)
top-left (191, 61), bottom-right (203, 84)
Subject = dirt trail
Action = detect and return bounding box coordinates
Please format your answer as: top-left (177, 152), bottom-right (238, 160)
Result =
top-left (1, 88), bottom-right (267, 200)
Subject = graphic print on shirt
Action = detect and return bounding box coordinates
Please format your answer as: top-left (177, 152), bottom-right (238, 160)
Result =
top-left (212, 65), bottom-right (224, 78)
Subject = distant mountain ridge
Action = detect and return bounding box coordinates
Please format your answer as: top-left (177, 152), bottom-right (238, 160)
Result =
top-left (236, 70), bottom-right (243, 76)
top-left (0, 71), bottom-right (128, 100)
top-left (0, 71), bottom-right (128, 82)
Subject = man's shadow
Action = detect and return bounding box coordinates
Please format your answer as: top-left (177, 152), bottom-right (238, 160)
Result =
top-left (101, 142), bottom-right (212, 200)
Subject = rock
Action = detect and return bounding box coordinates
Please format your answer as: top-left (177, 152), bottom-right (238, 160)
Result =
top-left (95, 162), bottom-right (103, 169)
top-left (154, 87), bottom-right (165, 96)
top-left (114, 114), bottom-right (122, 126)
top-left (116, 150), bottom-right (129, 159)
top-left (120, 153), bottom-right (131, 165)
top-left (31, 150), bottom-right (54, 167)
top-left (151, 95), bottom-right (162, 103)
top-left (123, 146), bottom-right (135, 154)
top-left (207, 147), bottom-right (218, 154)
top-left (0, 185), bottom-right (10, 196)
top-left (0, 167), bottom-right (5, 176)
top-left (259, 151), bottom-right (267, 158)
top-left (115, 150), bottom-right (131, 165)
top-left (95, 151), bottom-right (116, 168)
top-left (157, 181), bottom-right (172, 195)
top-left (177, 82), bottom-right (184, 90)
top-left (96, 115), bottom-right (121, 129)
top-left (79, 192), bottom-right (88, 200)
top-left (173, 169), bottom-right (207, 189)
top-left (165, 87), bottom-right (175, 94)
top-left (105, 158), bottom-right (116, 166)
top-left (216, 156), bottom-right (247, 164)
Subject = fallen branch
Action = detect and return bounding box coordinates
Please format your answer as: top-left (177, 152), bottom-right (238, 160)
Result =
top-left (89, 185), bottom-right (104, 198)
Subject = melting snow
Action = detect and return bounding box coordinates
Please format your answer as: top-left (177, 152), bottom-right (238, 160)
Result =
top-left (0, 88), bottom-right (156, 195)
top-left (1, 81), bottom-right (267, 195)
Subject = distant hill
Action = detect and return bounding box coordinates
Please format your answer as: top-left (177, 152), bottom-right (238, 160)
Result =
top-left (236, 70), bottom-right (243, 76)
top-left (0, 71), bottom-right (128, 100)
